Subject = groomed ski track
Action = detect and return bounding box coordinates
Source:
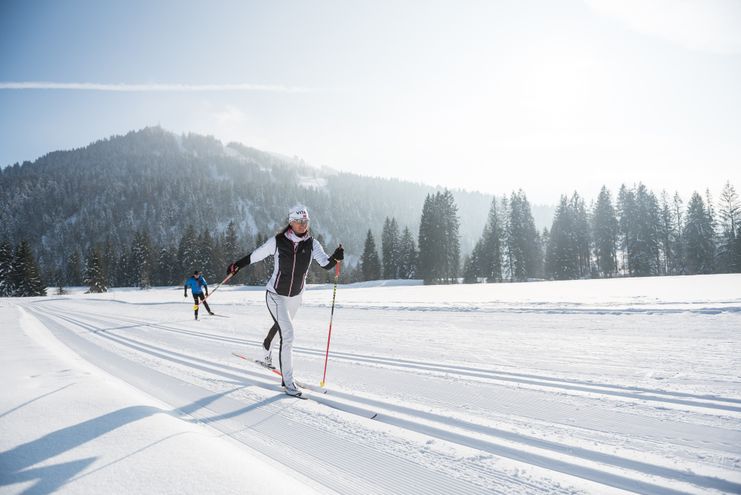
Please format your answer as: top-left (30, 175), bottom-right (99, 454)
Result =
top-left (15, 292), bottom-right (741, 495)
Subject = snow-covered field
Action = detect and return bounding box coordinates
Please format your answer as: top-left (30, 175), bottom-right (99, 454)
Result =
top-left (2, 274), bottom-right (740, 494)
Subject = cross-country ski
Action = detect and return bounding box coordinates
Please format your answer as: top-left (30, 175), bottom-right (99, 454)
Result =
top-left (231, 351), bottom-right (328, 396)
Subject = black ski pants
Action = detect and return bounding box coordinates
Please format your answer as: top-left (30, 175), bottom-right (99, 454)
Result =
top-left (193, 293), bottom-right (211, 315)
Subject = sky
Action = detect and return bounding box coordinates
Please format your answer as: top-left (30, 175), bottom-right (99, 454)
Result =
top-left (1, 0), bottom-right (740, 204)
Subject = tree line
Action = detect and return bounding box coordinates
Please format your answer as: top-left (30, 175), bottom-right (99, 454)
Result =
top-left (3, 181), bottom-right (739, 295)
top-left (5, 183), bottom-right (741, 296)
top-left (543, 182), bottom-right (741, 279)
top-left (0, 239), bottom-right (46, 296)
top-left (357, 182), bottom-right (741, 284)
top-left (0, 219), bottom-right (338, 295)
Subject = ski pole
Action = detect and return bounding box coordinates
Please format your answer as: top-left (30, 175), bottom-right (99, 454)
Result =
top-left (320, 261), bottom-right (341, 387)
top-left (203, 272), bottom-right (233, 302)
top-left (194, 272), bottom-right (233, 312)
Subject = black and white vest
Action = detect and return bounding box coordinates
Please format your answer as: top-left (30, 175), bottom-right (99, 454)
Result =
top-left (247, 229), bottom-right (333, 297)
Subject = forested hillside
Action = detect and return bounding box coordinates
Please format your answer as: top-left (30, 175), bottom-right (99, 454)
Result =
top-left (0, 127), bottom-right (498, 285)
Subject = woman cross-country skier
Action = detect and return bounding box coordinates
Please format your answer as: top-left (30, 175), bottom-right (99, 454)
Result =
top-left (184, 270), bottom-right (214, 320)
top-left (226, 205), bottom-right (344, 397)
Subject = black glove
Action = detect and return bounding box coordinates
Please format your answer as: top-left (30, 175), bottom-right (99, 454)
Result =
top-left (184, 290), bottom-right (187, 298)
top-left (205, 289), bottom-right (209, 297)
top-left (331, 245), bottom-right (344, 261)
top-left (227, 262), bottom-right (239, 275)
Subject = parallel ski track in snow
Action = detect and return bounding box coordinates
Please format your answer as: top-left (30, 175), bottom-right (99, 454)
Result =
top-left (24, 304), bottom-right (502, 495)
top-left (23, 301), bottom-right (741, 495)
top-left (325, 302), bottom-right (741, 316)
top-left (53, 305), bottom-right (741, 414)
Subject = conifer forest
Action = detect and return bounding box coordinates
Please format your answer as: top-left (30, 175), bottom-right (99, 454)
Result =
top-left (1, 127), bottom-right (739, 296)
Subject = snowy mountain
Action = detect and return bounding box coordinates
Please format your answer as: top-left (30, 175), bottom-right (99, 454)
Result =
top-left (1, 127), bottom-right (549, 280)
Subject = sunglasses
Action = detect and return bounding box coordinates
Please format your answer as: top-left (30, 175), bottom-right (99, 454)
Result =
top-left (292, 218), bottom-right (309, 226)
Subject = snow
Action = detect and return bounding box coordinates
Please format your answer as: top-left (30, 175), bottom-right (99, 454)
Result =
top-left (298, 176), bottom-right (328, 191)
top-left (2, 274), bottom-right (740, 494)
top-left (0, 303), bottom-right (324, 495)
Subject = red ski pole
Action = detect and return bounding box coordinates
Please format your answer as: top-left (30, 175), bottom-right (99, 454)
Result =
top-left (320, 261), bottom-right (341, 387)
top-left (203, 272), bottom-right (233, 302)
top-left (193, 272), bottom-right (233, 312)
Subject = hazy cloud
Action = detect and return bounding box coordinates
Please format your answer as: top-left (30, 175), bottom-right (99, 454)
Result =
top-left (182, 102), bottom-right (269, 150)
top-left (585, 0), bottom-right (741, 54)
top-left (0, 82), bottom-right (310, 92)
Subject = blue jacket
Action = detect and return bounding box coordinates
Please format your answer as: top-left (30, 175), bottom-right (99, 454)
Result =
top-left (184, 275), bottom-right (208, 295)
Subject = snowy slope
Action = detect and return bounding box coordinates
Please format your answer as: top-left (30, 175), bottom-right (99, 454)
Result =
top-left (2, 274), bottom-right (740, 494)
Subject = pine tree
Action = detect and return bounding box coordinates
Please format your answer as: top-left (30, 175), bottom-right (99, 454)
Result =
top-left (672, 192), bottom-right (686, 274)
top-left (480, 198), bottom-right (502, 282)
top-left (66, 250), bottom-right (83, 287)
top-left (195, 229), bottom-right (214, 278)
top-left (616, 185), bottom-right (636, 275)
top-left (417, 194), bottom-right (438, 284)
top-left (417, 191), bottom-right (460, 284)
top-left (52, 268), bottom-right (66, 295)
top-left (545, 196), bottom-right (579, 280)
top-left (462, 240), bottom-right (485, 283)
top-left (100, 238), bottom-right (118, 288)
top-left (222, 221), bottom-right (240, 268)
top-left (735, 225), bottom-right (741, 274)
top-left (208, 235), bottom-right (223, 282)
top-left (657, 192), bottom-right (674, 275)
top-left (117, 248), bottom-right (135, 287)
top-left (500, 196), bottom-right (513, 280)
top-left (398, 227), bottom-right (418, 279)
top-left (706, 188), bottom-right (718, 250)
top-left (361, 229), bottom-right (381, 281)
top-left (156, 246), bottom-right (178, 286)
top-left (541, 227), bottom-right (550, 261)
top-left (592, 186), bottom-right (618, 277)
top-left (706, 188), bottom-right (720, 273)
top-left (571, 193), bottom-right (591, 278)
top-left (85, 247), bottom-right (107, 293)
top-left (507, 191), bottom-right (541, 281)
top-left (177, 224), bottom-right (199, 277)
top-left (441, 190), bottom-right (461, 283)
top-left (629, 185), bottom-right (661, 276)
top-left (381, 217), bottom-right (400, 279)
top-left (718, 181), bottom-right (740, 272)
top-left (12, 240), bottom-right (46, 296)
top-left (131, 230), bottom-right (154, 289)
top-left (684, 192), bottom-right (715, 274)
top-left (0, 239), bottom-right (13, 296)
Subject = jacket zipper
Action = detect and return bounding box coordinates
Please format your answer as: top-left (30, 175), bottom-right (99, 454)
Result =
top-left (287, 243), bottom-right (298, 296)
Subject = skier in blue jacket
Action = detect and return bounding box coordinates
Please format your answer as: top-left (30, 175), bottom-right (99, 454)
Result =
top-left (184, 270), bottom-right (214, 320)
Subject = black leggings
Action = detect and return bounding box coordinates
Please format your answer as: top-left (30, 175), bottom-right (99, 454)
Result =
top-left (262, 290), bottom-right (280, 349)
top-left (263, 322), bottom-right (279, 350)
top-left (193, 293), bottom-right (211, 314)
